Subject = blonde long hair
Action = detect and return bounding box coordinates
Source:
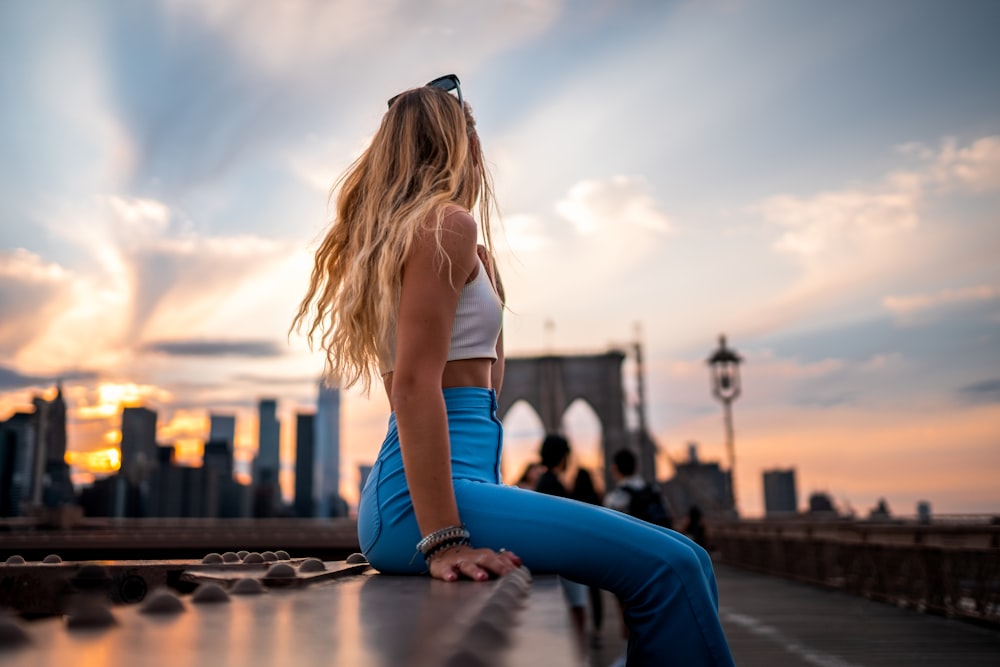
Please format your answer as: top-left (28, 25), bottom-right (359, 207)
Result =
top-left (291, 86), bottom-right (498, 393)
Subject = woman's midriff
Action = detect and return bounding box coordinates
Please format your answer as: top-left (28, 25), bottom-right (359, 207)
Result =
top-left (382, 358), bottom-right (494, 407)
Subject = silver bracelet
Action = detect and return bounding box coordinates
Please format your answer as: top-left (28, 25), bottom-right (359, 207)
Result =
top-left (416, 524), bottom-right (470, 557)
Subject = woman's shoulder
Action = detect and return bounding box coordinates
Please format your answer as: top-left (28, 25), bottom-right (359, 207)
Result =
top-left (439, 204), bottom-right (477, 239)
top-left (431, 205), bottom-right (479, 263)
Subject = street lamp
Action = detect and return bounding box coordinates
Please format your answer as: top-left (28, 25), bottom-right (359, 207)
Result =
top-left (707, 335), bottom-right (742, 514)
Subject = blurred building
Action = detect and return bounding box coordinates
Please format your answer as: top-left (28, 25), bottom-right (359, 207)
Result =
top-left (30, 384), bottom-right (75, 508)
top-left (0, 412), bottom-right (35, 516)
top-left (763, 468), bottom-right (798, 517)
top-left (662, 443), bottom-right (734, 517)
top-left (254, 399), bottom-right (280, 481)
top-left (116, 405), bottom-right (158, 517)
top-left (294, 412), bottom-right (315, 518)
top-left (315, 382), bottom-right (345, 517)
top-left (139, 443), bottom-right (249, 519)
top-left (208, 413), bottom-right (236, 450)
top-left (120, 406), bottom-right (157, 480)
top-left (253, 399), bottom-right (281, 517)
top-left (807, 491), bottom-right (839, 519)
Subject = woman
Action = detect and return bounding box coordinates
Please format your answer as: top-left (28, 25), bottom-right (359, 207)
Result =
top-left (292, 74), bottom-right (734, 666)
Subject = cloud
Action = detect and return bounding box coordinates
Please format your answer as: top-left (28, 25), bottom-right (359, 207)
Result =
top-left (928, 135), bottom-right (1000, 193)
top-left (0, 366), bottom-right (75, 394)
top-left (0, 250), bottom-right (74, 357)
top-left (957, 378), bottom-right (1000, 404)
top-left (230, 373), bottom-right (319, 386)
top-left (0, 366), bottom-right (49, 390)
top-left (555, 175), bottom-right (674, 235)
top-left (757, 186), bottom-right (921, 257)
top-left (883, 285), bottom-right (999, 316)
top-left (498, 213), bottom-right (548, 254)
top-left (757, 135), bottom-right (1000, 259)
top-left (7, 193), bottom-right (298, 378)
top-left (140, 339), bottom-right (286, 358)
top-left (162, 0), bottom-right (562, 75)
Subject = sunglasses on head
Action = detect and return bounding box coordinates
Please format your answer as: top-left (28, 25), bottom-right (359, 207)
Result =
top-left (388, 74), bottom-right (462, 109)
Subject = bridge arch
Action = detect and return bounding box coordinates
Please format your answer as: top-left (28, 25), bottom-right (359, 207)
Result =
top-left (497, 351), bottom-right (655, 491)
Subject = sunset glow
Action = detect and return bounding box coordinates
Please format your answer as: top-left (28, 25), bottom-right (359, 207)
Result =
top-left (1, 2), bottom-right (997, 517)
top-left (65, 447), bottom-right (121, 474)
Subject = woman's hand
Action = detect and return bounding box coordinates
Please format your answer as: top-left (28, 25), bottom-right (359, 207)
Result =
top-left (428, 545), bottom-right (522, 582)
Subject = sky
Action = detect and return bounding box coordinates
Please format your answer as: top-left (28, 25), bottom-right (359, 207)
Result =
top-left (1, 0), bottom-right (998, 518)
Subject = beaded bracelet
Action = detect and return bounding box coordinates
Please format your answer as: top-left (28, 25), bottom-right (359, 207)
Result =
top-left (423, 536), bottom-right (471, 563)
top-left (416, 524), bottom-right (471, 559)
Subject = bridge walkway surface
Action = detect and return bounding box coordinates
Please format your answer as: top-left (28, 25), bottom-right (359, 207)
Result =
top-left (717, 563), bottom-right (999, 667)
top-left (587, 563), bottom-right (1000, 666)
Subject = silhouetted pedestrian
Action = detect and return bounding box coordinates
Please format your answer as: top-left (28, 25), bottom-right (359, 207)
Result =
top-left (572, 468), bottom-right (605, 647)
top-left (534, 434), bottom-right (588, 657)
top-left (684, 505), bottom-right (708, 549)
top-left (514, 461), bottom-right (544, 490)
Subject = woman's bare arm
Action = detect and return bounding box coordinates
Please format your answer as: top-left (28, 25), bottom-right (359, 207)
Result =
top-left (392, 210), bottom-right (475, 537)
top-left (391, 209), bottom-right (518, 581)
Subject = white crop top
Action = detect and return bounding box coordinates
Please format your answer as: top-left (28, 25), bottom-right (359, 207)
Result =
top-left (380, 258), bottom-right (502, 374)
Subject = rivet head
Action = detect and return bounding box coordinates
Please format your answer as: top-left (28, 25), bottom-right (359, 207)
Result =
top-left (65, 600), bottom-right (116, 629)
top-left (299, 558), bottom-right (326, 573)
top-left (140, 589), bottom-right (186, 615)
top-left (265, 563), bottom-right (296, 578)
top-left (192, 583), bottom-right (230, 604)
top-left (231, 578), bottom-right (265, 595)
top-left (0, 617), bottom-right (31, 647)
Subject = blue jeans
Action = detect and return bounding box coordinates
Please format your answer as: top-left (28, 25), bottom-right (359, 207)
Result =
top-left (358, 387), bottom-right (735, 666)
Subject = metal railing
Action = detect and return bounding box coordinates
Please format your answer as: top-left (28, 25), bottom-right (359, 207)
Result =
top-left (711, 517), bottom-right (1000, 626)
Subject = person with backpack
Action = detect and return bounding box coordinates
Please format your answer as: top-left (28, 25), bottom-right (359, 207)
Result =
top-left (603, 449), bottom-right (679, 665)
top-left (604, 449), bottom-right (674, 530)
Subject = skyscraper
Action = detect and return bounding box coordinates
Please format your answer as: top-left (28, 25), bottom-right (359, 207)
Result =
top-left (254, 399), bottom-right (280, 483)
top-left (117, 405), bottom-right (158, 517)
top-left (46, 382), bottom-right (67, 464)
top-left (0, 412), bottom-right (35, 517)
top-left (252, 399), bottom-right (281, 517)
top-left (120, 406), bottom-right (158, 480)
top-left (294, 412), bottom-right (315, 518)
top-left (31, 384), bottom-right (75, 508)
top-left (763, 468), bottom-right (798, 517)
top-left (208, 413), bottom-right (236, 451)
top-left (314, 381), bottom-right (342, 517)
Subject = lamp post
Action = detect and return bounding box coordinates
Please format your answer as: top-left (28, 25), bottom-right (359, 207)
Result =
top-left (707, 335), bottom-right (743, 514)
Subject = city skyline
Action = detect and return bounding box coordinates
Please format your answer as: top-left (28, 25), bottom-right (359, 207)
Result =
top-left (1, 2), bottom-right (998, 517)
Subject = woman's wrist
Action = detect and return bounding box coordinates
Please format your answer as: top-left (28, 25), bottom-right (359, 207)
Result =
top-left (424, 539), bottom-right (470, 563)
top-left (416, 524), bottom-right (471, 563)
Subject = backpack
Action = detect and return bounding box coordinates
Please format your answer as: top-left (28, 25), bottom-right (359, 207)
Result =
top-left (623, 484), bottom-right (673, 529)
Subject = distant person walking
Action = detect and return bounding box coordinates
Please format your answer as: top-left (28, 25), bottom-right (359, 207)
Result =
top-left (534, 434), bottom-right (588, 657)
top-left (604, 449), bottom-right (674, 530)
top-left (571, 467), bottom-right (605, 647)
top-left (604, 448), bottom-right (677, 661)
top-left (684, 505), bottom-right (709, 549)
top-left (514, 461), bottom-right (544, 490)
